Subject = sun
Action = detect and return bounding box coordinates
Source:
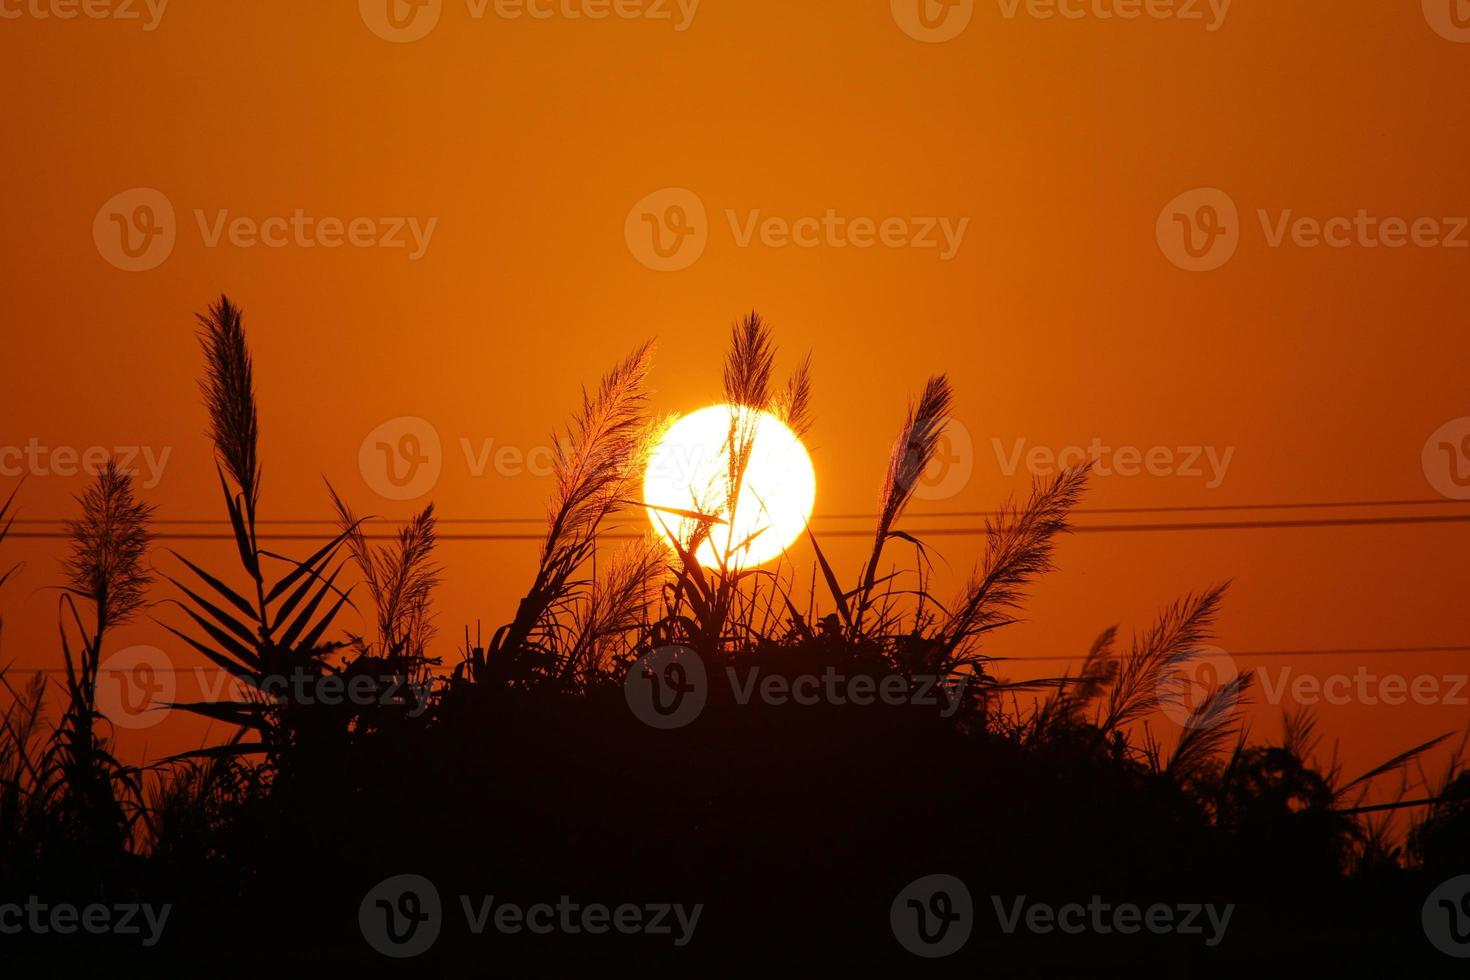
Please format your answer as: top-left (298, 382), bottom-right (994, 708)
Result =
top-left (643, 404), bottom-right (816, 569)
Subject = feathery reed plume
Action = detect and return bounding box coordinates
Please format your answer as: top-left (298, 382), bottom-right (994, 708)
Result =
top-left (0, 670), bottom-right (48, 865)
top-left (196, 295), bottom-right (260, 513)
top-left (63, 460), bottom-right (155, 636)
top-left (1098, 583), bottom-right (1229, 736)
top-left (770, 353), bottom-right (814, 440)
top-left (332, 489), bottom-right (440, 662)
top-left (0, 483), bottom-right (20, 596)
top-left (941, 464), bottom-right (1088, 657)
top-left (715, 316), bottom-right (779, 557)
top-left (44, 462), bottom-right (153, 858)
top-left (855, 375), bottom-right (953, 629)
top-left (723, 312), bottom-right (775, 409)
top-left (1069, 627), bottom-right (1119, 711)
top-left (1282, 705), bottom-right (1322, 763)
top-left (1166, 670), bottom-right (1255, 780)
top-left (1037, 626), bottom-right (1118, 734)
top-left (1407, 734), bottom-right (1469, 865)
top-left (566, 535), bottom-right (665, 682)
top-left (876, 376), bottom-right (952, 542)
top-left (547, 340), bottom-right (655, 552)
top-left (0, 484), bottom-right (19, 657)
top-left (164, 297), bottom-right (360, 763)
top-left (497, 341), bottom-right (655, 659)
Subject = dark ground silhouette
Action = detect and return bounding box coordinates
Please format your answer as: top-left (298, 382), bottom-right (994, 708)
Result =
top-left (2, 298), bottom-right (1467, 974)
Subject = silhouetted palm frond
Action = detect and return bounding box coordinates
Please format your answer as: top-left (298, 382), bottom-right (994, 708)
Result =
top-left (165, 297), bottom-right (358, 761)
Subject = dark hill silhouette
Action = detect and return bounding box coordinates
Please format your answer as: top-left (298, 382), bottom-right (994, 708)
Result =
top-left (1, 297), bottom-right (1466, 973)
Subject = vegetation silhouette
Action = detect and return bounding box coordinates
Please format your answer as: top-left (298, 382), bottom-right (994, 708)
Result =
top-left (0, 296), bottom-right (1467, 972)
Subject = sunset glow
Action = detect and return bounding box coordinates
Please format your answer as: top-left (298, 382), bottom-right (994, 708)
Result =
top-left (643, 404), bottom-right (816, 569)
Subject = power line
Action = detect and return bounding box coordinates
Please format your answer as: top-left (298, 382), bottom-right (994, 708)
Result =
top-left (827, 498), bottom-right (1470, 520)
top-left (10, 645), bottom-right (1469, 674)
top-left (1008, 645), bottom-right (1470, 664)
top-left (10, 511), bottom-right (1470, 542)
top-left (10, 497), bottom-right (1469, 527)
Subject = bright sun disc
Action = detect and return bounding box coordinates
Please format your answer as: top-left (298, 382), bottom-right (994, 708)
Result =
top-left (643, 404), bottom-right (816, 569)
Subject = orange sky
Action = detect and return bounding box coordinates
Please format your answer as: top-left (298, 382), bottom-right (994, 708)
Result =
top-left (2, 0), bottom-right (1468, 799)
